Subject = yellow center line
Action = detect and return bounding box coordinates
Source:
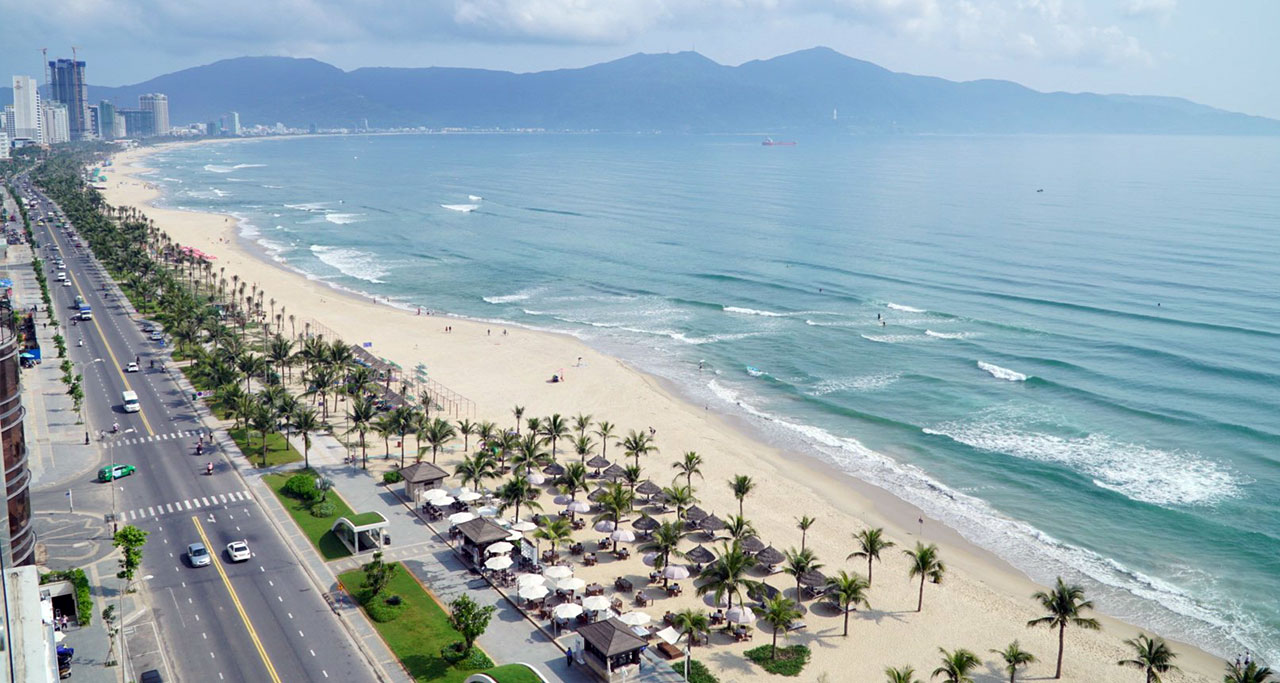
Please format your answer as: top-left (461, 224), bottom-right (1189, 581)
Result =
top-left (47, 220), bottom-right (154, 435)
top-left (193, 516), bottom-right (283, 683)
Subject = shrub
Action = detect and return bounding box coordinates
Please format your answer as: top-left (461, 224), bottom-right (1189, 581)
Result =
top-left (310, 502), bottom-right (335, 518)
top-left (40, 568), bottom-right (93, 626)
top-left (365, 594), bottom-right (406, 623)
top-left (281, 473), bottom-right (320, 502)
top-left (382, 471), bottom-right (403, 484)
top-left (744, 645), bottom-right (811, 677)
top-left (440, 642), bottom-right (492, 669)
top-left (688, 659), bottom-right (720, 683)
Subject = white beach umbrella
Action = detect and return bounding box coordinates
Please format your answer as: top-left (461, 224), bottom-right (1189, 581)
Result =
top-left (433, 495), bottom-right (456, 506)
top-left (484, 555), bottom-right (514, 571)
top-left (565, 500), bottom-right (591, 514)
top-left (542, 565), bottom-right (574, 580)
top-left (487, 541), bottom-right (514, 555)
top-left (725, 606), bottom-right (753, 624)
top-left (422, 488), bottom-right (448, 499)
top-left (476, 506), bottom-right (500, 518)
top-left (582, 595), bottom-right (611, 612)
top-left (511, 520), bottom-right (538, 532)
top-left (593, 520), bottom-right (616, 533)
top-left (448, 511), bottom-right (477, 525)
top-left (610, 529), bottom-right (637, 543)
top-left (449, 486), bottom-right (473, 497)
top-left (556, 577), bottom-right (586, 592)
top-left (516, 573), bottom-right (546, 588)
top-left (617, 611), bottom-right (651, 627)
top-left (527, 473), bottom-right (547, 485)
top-left (553, 494), bottom-right (573, 505)
top-left (641, 552), bottom-right (659, 567)
top-left (553, 603), bottom-right (583, 620)
top-left (518, 584), bottom-right (549, 601)
top-left (661, 565), bottom-right (691, 581)
top-left (506, 530), bottom-right (524, 542)
top-left (458, 491), bottom-right (483, 503)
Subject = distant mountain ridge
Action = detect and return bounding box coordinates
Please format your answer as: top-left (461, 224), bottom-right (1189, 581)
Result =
top-left (6, 47), bottom-right (1277, 134)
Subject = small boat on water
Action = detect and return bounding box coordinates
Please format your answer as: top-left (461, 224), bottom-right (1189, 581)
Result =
top-left (762, 137), bottom-right (796, 147)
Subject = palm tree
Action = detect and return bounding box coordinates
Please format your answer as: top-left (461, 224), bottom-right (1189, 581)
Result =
top-left (932, 648), bottom-right (982, 683)
top-left (512, 405), bottom-right (525, 434)
top-left (593, 420), bottom-right (616, 459)
top-left (572, 434), bottom-right (595, 464)
top-left (374, 414), bottom-right (397, 459)
top-left (639, 521), bottom-right (686, 586)
top-left (1225, 662), bottom-right (1274, 683)
top-left (783, 547), bottom-right (823, 602)
top-left (825, 570), bottom-right (871, 636)
top-left (885, 666), bottom-right (923, 683)
top-left (796, 515), bottom-right (816, 551)
top-left (695, 540), bottom-right (759, 613)
top-left (389, 405), bottom-right (416, 467)
top-left (849, 527), bottom-right (896, 587)
top-left (729, 474), bottom-right (755, 517)
top-left (455, 419), bottom-right (475, 452)
top-left (525, 416), bottom-right (543, 439)
top-left (619, 429), bottom-right (656, 468)
top-left (904, 542), bottom-right (945, 612)
top-left (475, 421), bottom-right (498, 450)
top-left (1118, 634), bottom-right (1179, 683)
top-left (455, 452), bottom-right (499, 493)
top-left (661, 484), bottom-right (697, 520)
top-left (672, 451), bottom-right (704, 489)
top-left (557, 461), bottom-right (589, 501)
top-left (621, 464), bottom-right (643, 493)
top-left (991, 641), bottom-right (1037, 683)
top-left (496, 475), bottom-right (541, 522)
top-left (754, 596), bottom-right (802, 660)
top-left (346, 395), bottom-right (377, 468)
top-left (724, 514), bottom-right (756, 541)
top-left (248, 401), bottom-right (277, 467)
top-left (542, 413), bottom-right (570, 460)
top-left (419, 418), bottom-right (456, 464)
top-left (533, 517), bottom-right (574, 558)
top-left (511, 433), bottom-right (549, 475)
top-left (593, 483), bottom-right (635, 529)
top-left (290, 407), bottom-right (322, 470)
top-left (1028, 577), bottom-right (1101, 679)
top-left (670, 607), bottom-right (710, 652)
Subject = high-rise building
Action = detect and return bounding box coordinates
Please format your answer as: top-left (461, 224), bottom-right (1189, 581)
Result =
top-left (112, 116), bottom-right (126, 139)
top-left (10, 76), bottom-right (43, 144)
top-left (97, 100), bottom-right (117, 140)
top-left (222, 111), bottom-right (241, 136)
top-left (206, 120), bottom-right (220, 136)
top-left (0, 309), bottom-right (34, 568)
top-left (87, 105), bottom-right (100, 139)
top-left (1, 106), bottom-right (13, 141)
top-left (0, 133), bottom-right (9, 160)
top-left (119, 109), bottom-right (154, 137)
top-left (41, 103), bottom-right (70, 144)
top-left (139, 93), bottom-right (169, 136)
top-left (47, 58), bottom-right (90, 140)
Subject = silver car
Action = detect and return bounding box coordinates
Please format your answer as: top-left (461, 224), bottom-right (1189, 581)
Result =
top-left (187, 542), bottom-right (211, 567)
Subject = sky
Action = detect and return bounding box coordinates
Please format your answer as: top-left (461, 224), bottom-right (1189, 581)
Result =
top-left (3, 0), bottom-right (1278, 119)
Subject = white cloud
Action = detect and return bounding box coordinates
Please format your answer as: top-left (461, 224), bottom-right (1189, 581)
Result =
top-left (1125, 0), bottom-right (1176, 19)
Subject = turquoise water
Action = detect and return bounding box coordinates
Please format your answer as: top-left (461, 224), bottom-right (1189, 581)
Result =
top-left (145, 133), bottom-right (1280, 661)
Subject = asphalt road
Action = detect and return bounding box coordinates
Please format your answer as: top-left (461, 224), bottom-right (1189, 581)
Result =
top-left (19, 176), bottom-right (378, 683)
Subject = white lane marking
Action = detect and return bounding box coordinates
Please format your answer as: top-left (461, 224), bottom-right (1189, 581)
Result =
top-left (267, 580), bottom-right (273, 587)
top-left (276, 596), bottom-right (282, 602)
top-left (308, 648), bottom-right (314, 657)
top-left (147, 506), bottom-right (155, 516)
top-left (322, 671), bottom-right (328, 678)
top-left (183, 500), bottom-right (191, 510)
top-left (192, 498), bottom-right (203, 508)
top-left (128, 510), bottom-right (136, 520)
top-left (166, 503), bottom-right (174, 513)
top-left (201, 497), bottom-right (211, 506)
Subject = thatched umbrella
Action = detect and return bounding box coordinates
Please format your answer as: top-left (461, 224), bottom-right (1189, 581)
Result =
top-left (800, 570), bottom-right (828, 592)
top-left (684, 506), bottom-right (708, 523)
top-left (685, 544), bottom-right (716, 565)
top-left (699, 514), bottom-right (725, 534)
top-left (586, 455), bottom-right (610, 470)
top-left (635, 480), bottom-right (662, 498)
top-left (602, 464), bottom-right (627, 481)
top-left (632, 515), bottom-right (660, 533)
top-left (542, 462), bottom-right (565, 477)
top-left (588, 486), bottom-right (609, 502)
top-left (755, 545), bottom-right (785, 566)
top-left (741, 536), bottom-right (766, 555)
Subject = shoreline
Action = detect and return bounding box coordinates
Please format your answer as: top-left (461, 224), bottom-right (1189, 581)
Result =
top-left (102, 139), bottom-right (1226, 681)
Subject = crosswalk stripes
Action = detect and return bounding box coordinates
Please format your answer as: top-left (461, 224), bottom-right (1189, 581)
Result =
top-left (108, 429), bottom-right (202, 448)
top-left (120, 490), bottom-right (252, 524)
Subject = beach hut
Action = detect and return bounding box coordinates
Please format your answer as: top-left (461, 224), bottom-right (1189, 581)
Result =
top-left (573, 617), bottom-right (649, 682)
top-left (455, 517), bottom-right (512, 566)
top-left (399, 462), bottom-right (449, 502)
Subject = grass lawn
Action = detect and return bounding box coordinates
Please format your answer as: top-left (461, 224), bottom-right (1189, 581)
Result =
top-left (337, 565), bottom-right (494, 682)
top-left (480, 664), bottom-right (543, 683)
top-left (744, 644), bottom-right (811, 677)
top-left (263, 470), bottom-right (354, 560)
top-left (229, 427), bottom-right (302, 467)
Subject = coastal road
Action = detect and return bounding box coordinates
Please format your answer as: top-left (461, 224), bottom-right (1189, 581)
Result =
top-left (21, 177), bottom-right (378, 683)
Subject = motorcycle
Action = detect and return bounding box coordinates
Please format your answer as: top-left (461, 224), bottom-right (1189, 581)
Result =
top-left (111, 423), bottom-right (119, 434)
top-left (205, 463), bottom-right (213, 475)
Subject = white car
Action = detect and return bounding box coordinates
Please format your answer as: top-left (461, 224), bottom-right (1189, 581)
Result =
top-left (187, 543), bottom-right (211, 567)
top-left (149, 331), bottom-right (163, 341)
top-left (125, 362), bottom-right (139, 373)
top-left (225, 541), bottom-right (251, 563)
top-left (62, 280), bottom-right (72, 287)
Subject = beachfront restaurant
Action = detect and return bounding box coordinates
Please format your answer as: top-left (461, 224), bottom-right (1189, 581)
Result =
top-left (573, 617), bottom-right (648, 682)
top-left (332, 512), bottom-right (390, 555)
top-left (455, 517), bottom-right (511, 566)
top-left (399, 461), bottom-right (449, 501)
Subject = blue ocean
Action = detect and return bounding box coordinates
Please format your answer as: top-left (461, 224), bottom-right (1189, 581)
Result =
top-left (142, 133), bottom-right (1280, 661)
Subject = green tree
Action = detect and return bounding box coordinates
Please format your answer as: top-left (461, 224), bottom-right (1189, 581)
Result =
top-left (620, 429), bottom-right (656, 468)
top-left (783, 547), bottom-right (824, 603)
top-left (661, 484), bottom-right (698, 520)
top-left (672, 451), bottom-right (704, 490)
top-left (904, 542), bottom-right (945, 612)
top-left (695, 540), bottom-right (760, 613)
top-left (849, 527), bottom-right (896, 587)
top-left (248, 400), bottom-right (277, 467)
top-left (593, 420), bottom-right (616, 459)
top-left (639, 520), bottom-right (687, 586)
top-left (389, 405), bottom-right (416, 467)
top-left (991, 641), bottom-right (1037, 683)
top-left (557, 461), bottom-right (590, 501)
top-left (572, 412), bottom-right (594, 438)
top-left (572, 434), bottom-right (595, 464)
top-left (825, 570), bottom-right (871, 637)
top-left (511, 405), bottom-right (525, 434)
top-left (932, 648), bottom-right (982, 683)
top-left (729, 474), bottom-right (755, 518)
top-left (796, 515), bottom-right (816, 551)
top-left (456, 419), bottom-right (475, 452)
top-left (593, 482), bottom-right (635, 529)
top-left (346, 395), bottom-right (378, 468)
top-left (290, 407), bottom-right (322, 470)
top-left (533, 517), bottom-right (574, 558)
top-left (496, 474), bottom-right (542, 523)
top-left (419, 417), bottom-right (456, 464)
top-left (753, 595), bottom-right (803, 660)
top-left (454, 452), bottom-right (499, 493)
top-left (541, 413), bottom-right (570, 460)
top-left (448, 594), bottom-right (496, 655)
top-left (1225, 662), bottom-right (1274, 683)
top-left (113, 525), bottom-right (149, 584)
top-left (1028, 577), bottom-right (1102, 679)
top-left (885, 666), bottom-right (923, 683)
top-left (361, 551), bottom-right (397, 597)
top-left (1118, 634), bottom-right (1180, 683)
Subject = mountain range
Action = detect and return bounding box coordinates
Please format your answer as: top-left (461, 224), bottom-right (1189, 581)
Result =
top-left (6, 47), bottom-right (1278, 134)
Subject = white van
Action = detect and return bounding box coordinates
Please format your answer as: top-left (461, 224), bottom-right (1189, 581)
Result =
top-left (122, 391), bottom-right (140, 413)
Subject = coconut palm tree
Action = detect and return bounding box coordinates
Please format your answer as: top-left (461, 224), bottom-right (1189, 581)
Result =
top-left (291, 406), bottom-right (322, 470)
top-left (619, 429), bottom-right (656, 469)
top-left (455, 419), bottom-right (476, 452)
top-left (476, 421), bottom-right (498, 448)
top-left (346, 395), bottom-right (378, 468)
top-left (796, 515), bottom-right (816, 551)
top-left (593, 420), bottom-right (616, 459)
top-left (496, 474), bottom-right (541, 522)
top-left (991, 641), bottom-right (1037, 683)
top-left (593, 483), bottom-right (635, 529)
top-left (1225, 661), bottom-right (1274, 683)
top-left (933, 648), bottom-right (982, 683)
top-left (825, 570), bottom-right (871, 636)
top-left (639, 521), bottom-right (686, 586)
top-left (849, 527), bottom-right (896, 587)
top-left (1028, 577), bottom-right (1101, 679)
top-left (885, 666), bottom-right (923, 683)
top-left (512, 433), bottom-right (549, 475)
top-left (374, 414), bottom-right (397, 459)
top-left (661, 484), bottom-right (697, 520)
top-left (729, 474), bottom-right (755, 518)
top-left (419, 417), bottom-right (456, 464)
top-left (557, 461), bottom-right (590, 501)
top-left (725, 515), bottom-right (756, 542)
top-left (695, 540), bottom-right (759, 613)
top-left (511, 405), bottom-right (525, 434)
top-left (1118, 634), bottom-right (1180, 683)
top-left (572, 413), bottom-right (593, 438)
top-left (525, 416), bottom-right (543, 439)
top-left (754, 596), bottom-right (803, 660)
top-left (541, 413), bottom-right (570, 460)
top-left (389, 405), bottom-right (416, 467)
top-left (533, 517), bottom-right (574, 558)
top-left (248, 400), bottom-right (277, 467)
top-left (672, 451), bottom-right (704, 490)
top-left (572, 434), bottom-right (595, 464)
top-left (621, 464), bottom-right (643, 493)
top-left (671, 607), bottom-right (710, 652)
top-left (904, 542), bottom-right (945, 612)
top-left (783, 547), bottom-right (824, 602)
top-left (454, 452), bottom-right (499, 493)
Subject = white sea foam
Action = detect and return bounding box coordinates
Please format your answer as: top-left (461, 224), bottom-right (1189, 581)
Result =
top-left (203, 164), bottom-right (235, 173)
top-left (807, 373), bottom-right (900, 395)
top-left (887, 302), bottom-right (925, 313)
top-left (441, 204), bottom-right (480, 212)
top-left (284, 202), bottom-right (331, 212)
top-left (925, 329), bottom-right (973, 340)
top-left (806, 319), bottom-right (860, 328)
top-left (746, 366), bottom-right (767, 377)
top-left (977, 361), bottom-right (1027, 381)
top-left (860, 333), bottom-right (927, 344)
top-left (724, 306), bottom-right (787, 317)
top-left (468, 194), bottom-right (483, 201)
top-left (310, 245), bottom-right (389, 283)
top-left (324, 213), bottom-right (363, 225)
top-left (484, 289), bottom-right (540, 304)
top-left (263, 185), bottom-right (284, 189)
top-left (160, 177), bottom-right (184, 184)
top-left (210, 188), bottom-right (230, 197)
top-left (232, 163), bottom-right (266, 169)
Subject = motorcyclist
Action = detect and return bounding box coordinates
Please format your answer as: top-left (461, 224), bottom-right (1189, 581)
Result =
top-left (196, 442), bottom-right (204, 455)
top-left (77, 338), bottom-right (83, 347)
top-left (111, 422), bottom-right (119, 434)
top-left (206, 462), bottom-right (213, 475)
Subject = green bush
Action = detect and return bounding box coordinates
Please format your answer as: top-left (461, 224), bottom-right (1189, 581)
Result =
top-left (439, 642), bottom-right (494, 670)
top-left (310, 502), bottom-right (335, 518)
top-left (366, 594), bottom-right (406, 623)
top-left (281, 473), bottom-right (320, 502)
top-left (744, 645), bottom-right (811, 677)
top-left (688, 659), bottom-right (720, 683)
top-left (382, 471), bottom-right (403, 484)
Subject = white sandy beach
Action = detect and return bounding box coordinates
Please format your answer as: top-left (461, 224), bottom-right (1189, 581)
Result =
top-left (101, 140), bottom-right (1224, 682)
